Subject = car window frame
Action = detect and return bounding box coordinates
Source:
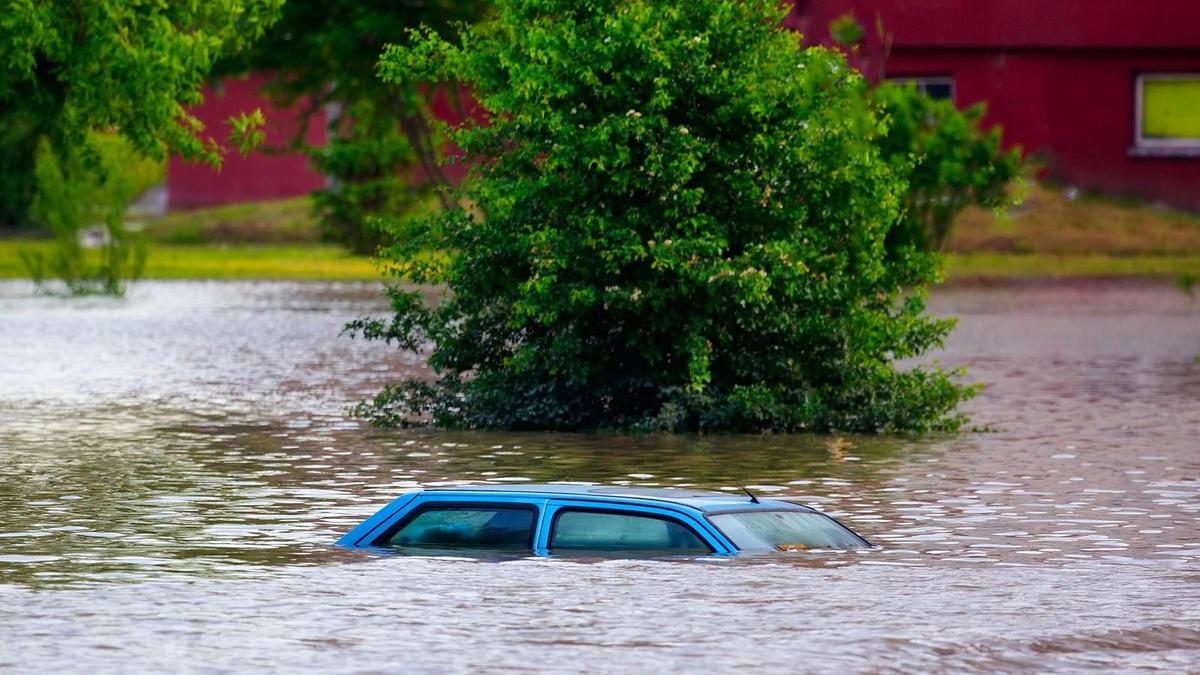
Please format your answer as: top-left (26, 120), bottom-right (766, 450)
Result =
top-left (546, 505), bottom-right (716, 554)
top-left (371, 500), bottom-right (540, 551)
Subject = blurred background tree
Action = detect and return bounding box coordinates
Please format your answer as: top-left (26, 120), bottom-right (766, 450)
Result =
top-left (0, 0), bottom-right (281, 292)
top-left (827, 13), bottom-right (1024, 263)
top-left (217, 0), bottom-right (492, 254)
top-left (873, 82), bottom-right (1023, 255)
top-left (20, 134), bottom-right (162, 295)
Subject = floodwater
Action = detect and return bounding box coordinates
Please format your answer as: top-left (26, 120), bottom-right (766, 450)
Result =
top-left (0, 279), bottom-right (1197, 673)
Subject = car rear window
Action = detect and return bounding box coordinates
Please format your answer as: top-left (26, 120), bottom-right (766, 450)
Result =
top-left (710, 510), bottom-right (867, 551)
top-left (387, 506), bottom-right (535, 550)
top-left (549, 510), bottom-right (711, 553)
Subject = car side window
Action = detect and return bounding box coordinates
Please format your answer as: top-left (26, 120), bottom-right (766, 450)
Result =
top-left (549, 509), bottom-right (712, 553)
top-left (387, 506), bottom-right (535, 549)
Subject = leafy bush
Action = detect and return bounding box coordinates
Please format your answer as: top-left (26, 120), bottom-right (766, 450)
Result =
top-left (20, 134), bottom-right (162, 295)
top-left (872, 82), bottom-right (1023, 253)
top-left (352, 0), bottom-right (975, 433)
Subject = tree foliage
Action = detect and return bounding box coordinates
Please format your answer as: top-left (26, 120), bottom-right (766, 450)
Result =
top-left (351, 0), bottom-right (975, 433)
top-left (873, 82), bottom-right (1023, 252)
top-left (828, 13), bottom-right (866, 48)
top-left (0, 0), bottom-right (282, 228)
top-left (820, 14), bottom-right (1024, 254)
top-left (218, 0), bottom-right (490, 253)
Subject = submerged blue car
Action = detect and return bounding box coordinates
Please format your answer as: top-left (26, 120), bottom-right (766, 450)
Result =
top-left (337, 484), bottom-right (870, 556)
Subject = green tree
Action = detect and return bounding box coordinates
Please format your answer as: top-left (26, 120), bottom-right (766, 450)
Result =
top-left (873, 82), bottom-right (1023, 253)
top-left (350, 0), bottom-right (974, 433)
top-left (1, 0), bottom-right (280, 292)
top-left (0, 1), bottom-right (281, 222)
top-left (0, 105), bottom-right (39, 230)
top-left (218, 0), bottom-right (491, 254)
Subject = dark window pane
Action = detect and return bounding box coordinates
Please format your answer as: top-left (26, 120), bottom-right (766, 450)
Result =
top-left (389, 507), bottom-right (534, 549)
top-left (711, 511), bottom-right (867, 551)
top-left (886, 77), bottom-right (954, 102)
top-left (550, 510), bottom-right (710, 552)
top-left (921, 82), bottom-right (953, 101)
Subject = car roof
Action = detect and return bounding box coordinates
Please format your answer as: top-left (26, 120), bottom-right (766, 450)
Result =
top-left (420, 483), bottom-right (813, 513)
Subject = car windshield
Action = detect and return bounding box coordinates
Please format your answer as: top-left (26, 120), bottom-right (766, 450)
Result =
top-left (710, 510), bottom-right (868, 551)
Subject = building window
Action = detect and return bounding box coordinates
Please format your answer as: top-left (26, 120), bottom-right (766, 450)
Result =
top-left (889, 76), bottom-right (954, 102)
top-left (1134, 73), bottom-right (1200, 156)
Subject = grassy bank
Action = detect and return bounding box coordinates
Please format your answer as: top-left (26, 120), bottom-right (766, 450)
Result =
top-left (950, 183), bottom-right (1200, 257)
top-left (2, 183), bottom-right (1198, 281)
top-left (143, 197), bottom-right (320, 244)
top-left (947, 253), bottom-right (1200, 279)
top-left (0, 241), bottom-right (379, 281)
top-left (0, 197), bottom-right (378, 281)
top-left (945, 183), bottom-right (1200, 279)
top-left (141, 244), bottom-right (378, 280)
top-left (4, 240), bottom-right (1194, 282)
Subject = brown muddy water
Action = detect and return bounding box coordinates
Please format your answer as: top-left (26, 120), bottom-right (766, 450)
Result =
top-left (0, 279), bottom-right (1198, 673)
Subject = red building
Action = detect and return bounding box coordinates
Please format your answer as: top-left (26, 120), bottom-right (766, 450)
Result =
top-left (170, 1), bottom-right (1200, 211)
top-left (787, 0), bottom-right (1200, 210)
top-left (166, 73), bottom-right (327, 209)
top-left (165, 77), bottom-right (472, 210)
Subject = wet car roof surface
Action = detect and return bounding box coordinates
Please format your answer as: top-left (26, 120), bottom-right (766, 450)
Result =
top-left (422, 483), bottom-right (809, 512)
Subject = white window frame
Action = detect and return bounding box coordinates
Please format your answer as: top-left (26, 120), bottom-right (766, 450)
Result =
top-left (888, 76), bottom-right (955, 103)
top-left (1133, 73), bottom-right (1200, 154)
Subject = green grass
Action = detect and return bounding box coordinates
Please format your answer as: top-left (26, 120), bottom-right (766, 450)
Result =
top-left (942, 182), bottom-right (1200, 279)
top-left (142, 196), bottom-right (319, 244)
top-left (0, 241), bottom-right (380, 281)
top-left (951, 183), bottom-right (1200, 257)
top-left (4, 182), bottom-right (1199, 282)
top-left (4, 239), bottom-right (1196, 282)
top-left (946, 253), bottom-right (1200, 280)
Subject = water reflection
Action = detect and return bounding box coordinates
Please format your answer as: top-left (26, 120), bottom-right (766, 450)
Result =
top-left (0, 279), bottom-right (1198, 671)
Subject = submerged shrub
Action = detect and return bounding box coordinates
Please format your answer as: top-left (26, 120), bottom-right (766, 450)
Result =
top-left (352, 0), bottom-right (976, 432)
top-left (20, 134), bottom-right (160, 295)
